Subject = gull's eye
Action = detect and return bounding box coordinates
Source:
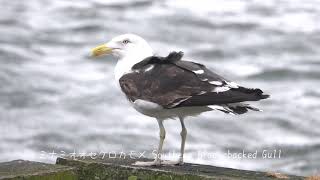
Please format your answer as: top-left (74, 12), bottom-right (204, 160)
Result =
top-left (122, 39), bottom-right (130, 44)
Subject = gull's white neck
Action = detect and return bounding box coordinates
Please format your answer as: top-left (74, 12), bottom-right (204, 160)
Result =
top-left (114, 50), bottom-right (153, 81)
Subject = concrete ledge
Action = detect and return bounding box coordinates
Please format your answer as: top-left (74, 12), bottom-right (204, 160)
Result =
top-left (56, 156), bottom-right (304, 180)
top-left (0, 157), bottom-right (306, 180)
top-left (0, 160), bottom-right (78, 180)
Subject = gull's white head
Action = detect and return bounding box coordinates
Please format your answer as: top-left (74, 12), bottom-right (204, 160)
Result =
top-left (91, 34), bottom-right (153, 60)
top-left (91, 34), bottom-right (154, 80)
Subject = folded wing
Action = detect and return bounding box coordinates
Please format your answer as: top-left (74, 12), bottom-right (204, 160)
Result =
top-left (119, 52), bottom-right (269, 110)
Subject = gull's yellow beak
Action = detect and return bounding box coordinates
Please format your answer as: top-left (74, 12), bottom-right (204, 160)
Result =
top-left (91, 44), bottom-right (113, 57)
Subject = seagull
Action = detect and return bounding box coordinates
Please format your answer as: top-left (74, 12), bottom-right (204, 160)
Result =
top-left (91, 34), bottom-right (270, 166)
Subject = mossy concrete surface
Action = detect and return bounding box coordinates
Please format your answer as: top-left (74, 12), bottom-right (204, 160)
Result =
top-left (0, 160), bottom-right (78, 180)
top-left (56, 156), bottom-right (305, 180)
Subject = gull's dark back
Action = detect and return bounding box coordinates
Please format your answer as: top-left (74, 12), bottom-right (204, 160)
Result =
top-left (120, 51), bottom-right (269, 113)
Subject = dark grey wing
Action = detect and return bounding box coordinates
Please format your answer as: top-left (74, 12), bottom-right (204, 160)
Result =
top-left (175, 60), bottom-right (228, 82)
top-left (172, 60), bottom-right (270, 107)
top-left (119, 51), bottom-right (269, 109)
top-left (119, 63), bottom-right (211, 108)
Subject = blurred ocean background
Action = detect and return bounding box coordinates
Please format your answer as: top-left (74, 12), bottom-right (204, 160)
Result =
top-left (0, 0), bottom-right (320, 176)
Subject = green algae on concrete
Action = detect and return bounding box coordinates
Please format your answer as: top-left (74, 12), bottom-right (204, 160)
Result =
top-left (56, 156), bottom-right (305, 180)
top-left (0, 160), bottom-right (78, 180)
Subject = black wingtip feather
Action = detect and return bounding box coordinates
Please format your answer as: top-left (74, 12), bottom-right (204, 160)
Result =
top-left (227, 104), bottom-right (262, 115)
top-left (237, 87), bottom-right (270, 101)
top-left (228, 106), bottom-right (249, 114)
top-left (255, 89), bottom-right (270, 100)
top-left (261, 94), bottom-right (270, 99)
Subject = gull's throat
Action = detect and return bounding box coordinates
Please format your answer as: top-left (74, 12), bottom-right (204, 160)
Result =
top-left (114, 50), bottom-right (153, 81)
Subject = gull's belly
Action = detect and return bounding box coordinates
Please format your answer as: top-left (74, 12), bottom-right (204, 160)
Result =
top-left (131, 99), bottom-right (164, 117)
top-left (130, 99), bottom-right (212, 120)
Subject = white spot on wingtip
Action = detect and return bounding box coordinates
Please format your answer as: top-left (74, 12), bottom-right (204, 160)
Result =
top-left (193, 70), bottom-right (204, 74)
top-left (212, 86), bottom-right (230, 93)
top-left (226, 81), bottom-right (239, 88)
top-left (209, 81), bottom-right (223, 86)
